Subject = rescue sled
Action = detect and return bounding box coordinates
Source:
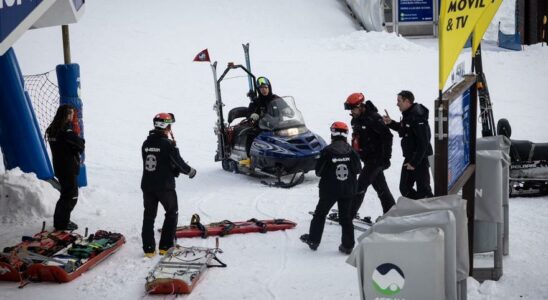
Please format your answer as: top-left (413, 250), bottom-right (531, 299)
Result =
top-left (0, 230), bottom-right (78, 282)
top-left (145, 239), bottom-right (226, 295)
top-left (174, 214), bottom-right (297, 238)
top-left (25, 230), bottom-right (125, 283)
top-left (1, 229), bottom-right (125, 285)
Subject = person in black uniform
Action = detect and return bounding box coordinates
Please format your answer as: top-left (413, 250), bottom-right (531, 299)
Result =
top-left (300, 122), bottom-right (361, 254)
top-left (247, 76), bottom-right (279, 122)
top-left (344, 92), bottom-right (395, 217)
top-left (383, 90), bottom-right (433, 199)
top-left (141, 113), bottom-right (196, 257)
top-left (244, 76), bottom-right (282, 160)
top-left (46, 104), bottom-right (85, 231)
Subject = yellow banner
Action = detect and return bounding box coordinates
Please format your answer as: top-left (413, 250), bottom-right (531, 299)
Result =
top-left (439, 0), bottom-right (493, 89)
top-left (472, 0), bottom-right (503, 54)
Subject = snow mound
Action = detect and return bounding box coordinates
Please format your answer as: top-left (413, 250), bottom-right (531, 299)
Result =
top-left (0, 168), bottom-right (58, 224)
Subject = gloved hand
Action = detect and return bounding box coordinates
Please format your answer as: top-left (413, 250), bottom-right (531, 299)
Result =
top-left (250, 113), bottom-right (260, 121)
top-left (188, 168), bottom-right (197, 179)
top-left (247, 90), bottom-right (255, 98)
top-left (382, 160), bottom-right (391, 170)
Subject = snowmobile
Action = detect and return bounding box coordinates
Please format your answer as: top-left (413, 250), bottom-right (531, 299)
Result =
top-left (497, 118), bottom-right (548, 197)
top-left (210, 62), bottom-right (326, 188)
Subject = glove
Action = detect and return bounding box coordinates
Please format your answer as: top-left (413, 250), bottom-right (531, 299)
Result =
top-left (247, 90), bottom-right (255, 98)
top-left (250, 113), bottom-right (260, 121)
top-left (188, 168), bottom-right (197, 179)
top-left (382, 160), bottom-right (391, 170)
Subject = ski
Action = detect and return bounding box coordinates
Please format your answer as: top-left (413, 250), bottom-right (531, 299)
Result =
top-left (211, 61), bottom-right (227, 162)
top-left (328, 209), bottom-right (373, 226)
top-left (473, 45), bottom-right (496, 137)
top-left (308, 210), bottom-right (371, 232)
top-left (242, 43), bottom-right (255, 96)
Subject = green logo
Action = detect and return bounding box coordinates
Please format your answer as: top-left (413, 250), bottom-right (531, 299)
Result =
top-left (372, 263), bottom-right (405, 296)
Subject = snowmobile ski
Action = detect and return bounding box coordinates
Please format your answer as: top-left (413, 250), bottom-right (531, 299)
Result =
top-left (260, 169), bottom-right (305, 188)
top-left (145, 238), bottom-right (226, 295)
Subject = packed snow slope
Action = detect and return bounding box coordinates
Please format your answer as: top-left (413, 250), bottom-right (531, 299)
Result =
top-left (1, 0), bottom-right (547, 299)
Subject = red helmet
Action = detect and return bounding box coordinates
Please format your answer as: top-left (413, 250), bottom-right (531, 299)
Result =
top-left (153, 113), bottom-right (175, 129)
top-left (330, 121), bottom-right (349, 138)
top-left (344, 92), bottom-right (365, 110)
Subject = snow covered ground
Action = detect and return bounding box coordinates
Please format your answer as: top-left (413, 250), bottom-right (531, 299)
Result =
top-left (1, 0), bottom-right (548, 299)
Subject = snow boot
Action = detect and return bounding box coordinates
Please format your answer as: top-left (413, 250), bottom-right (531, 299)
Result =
top-left (159, 249), bottom-right (168, 256)
top-left (338, 244), bottom-right (353, 255)
top-left (67, 221), bottom-right (79, 231)
top-left (144, 251), bottom-right (156, 258)
top-left (300, 234), bottom-right (319, 251)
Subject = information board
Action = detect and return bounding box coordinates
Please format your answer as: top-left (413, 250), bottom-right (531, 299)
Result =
top-left (398, 0), bottom-right (434, 22)
top-left (447, 88), bottom-right (471, 190)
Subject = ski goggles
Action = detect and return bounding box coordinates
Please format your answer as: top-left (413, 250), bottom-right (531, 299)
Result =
top-left (344, 103), bottom-right (360, 110)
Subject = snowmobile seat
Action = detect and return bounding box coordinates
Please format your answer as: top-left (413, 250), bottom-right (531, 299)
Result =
top-left (228, 107), bottom-right (249, 124)
top-left (510, 140), bottom-right (548, 162)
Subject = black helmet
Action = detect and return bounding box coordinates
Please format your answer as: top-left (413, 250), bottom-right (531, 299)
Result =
top-left (256, 76), bottom-right (270, 88)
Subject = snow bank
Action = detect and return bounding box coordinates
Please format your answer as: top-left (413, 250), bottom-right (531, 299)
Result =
top-left (0, 168), bottom-right (58, 224)
top-left (320, 30), bottom-right (427, 52)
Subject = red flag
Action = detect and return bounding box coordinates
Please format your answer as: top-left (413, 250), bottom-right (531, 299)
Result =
top-left (193, 49), bottom-right (210, 62)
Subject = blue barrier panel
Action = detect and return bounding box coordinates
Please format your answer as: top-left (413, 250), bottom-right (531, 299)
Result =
top-left (0, 48), bottom-right (54, 180)
top-left (56, 63), bottom-right (87, 187)
top-left (498, 30), bottom-right (522, 51)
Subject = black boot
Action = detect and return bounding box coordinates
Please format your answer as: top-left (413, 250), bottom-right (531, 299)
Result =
top-left (338, 244), bottom-right (353, 254)
top-left (66, 221), bottom-right (79, 231)
top-left (300, 234), bottom-right (319, 251)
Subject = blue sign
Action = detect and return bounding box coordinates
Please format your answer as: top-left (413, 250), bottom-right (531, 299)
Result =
top-left (447, 88), bottom-right (471, 190)
top-left (0, 0), bottom-right (45, 43)
top-left (398, 0), bottom-right (434, 22)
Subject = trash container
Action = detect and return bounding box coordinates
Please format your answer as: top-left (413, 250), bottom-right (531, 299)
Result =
top-left (477, 136), bottom-right (510, 255)
top-left (349, 227), bottom-right (445, 300)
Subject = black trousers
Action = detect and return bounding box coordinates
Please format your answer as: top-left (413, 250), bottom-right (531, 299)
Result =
top-left (309, 192), bottom-right (354, 249)
top-left (53, 175), bottom-right (78, 230)
top-left (352, 162), bottom-right (395, 216)
top-left (142, 190), bottom-right (178, 253)
top-left (399, 158), bottom-right (434, 199)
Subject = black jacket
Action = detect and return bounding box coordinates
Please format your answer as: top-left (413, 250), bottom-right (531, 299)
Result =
top-left (141, 130), bottom-right (192, 192)
top-left (315, 139), bottom-right (362, 197)
top-left (48, 125), bottom-right (85, 179)
top-left (351, 101), bottom-right (393, 164)
top-left (248, 81), bottom-right (280, 118)
top-left (387, 103), bottom-right (433, 167)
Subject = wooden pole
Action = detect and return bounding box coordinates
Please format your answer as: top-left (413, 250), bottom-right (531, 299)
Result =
top-left (542, 16), bottom-right (547, 46)
top-left (62, 25), bottom-right (71, 64)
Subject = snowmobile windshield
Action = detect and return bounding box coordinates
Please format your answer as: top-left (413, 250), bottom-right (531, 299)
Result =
top-left (258, 96), bottom-right (307, 132)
